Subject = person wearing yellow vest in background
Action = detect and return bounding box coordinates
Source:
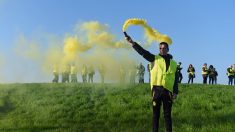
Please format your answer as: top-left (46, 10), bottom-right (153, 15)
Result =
top-left (129, 64), bottom-right (137, 84)
top-left (98, 64), bottom-right (105, 84)
top-left (88, 64), bottom-right (95, 83)
top-left (81, 64), bottom-right (88, 83)
top-left (137, 63), bottom-right (145, 83)
top-left (227, 65), bottom-right (234, 85)
top-left (70, 63), bottom-right (77, 83)
top-left (119, 65), bottom-right (126, 83)
top-left (52, 65), bottom-right (59, 83)
top-left (62, 64), bottom-right (70, 83)
top-left (125, 33), bottom-right (178, 132)
top-left (147, 62), bottom-right (154, 83)
top-left (202, 63), bottom-right (208, 84)
top-left (187, 64), bottom-right (195, 84)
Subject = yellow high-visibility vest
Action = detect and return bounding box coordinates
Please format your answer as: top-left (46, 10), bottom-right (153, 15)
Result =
top-left (53, 65), bottom-right (58, 73)
top-left (188, 68), bottom-right (195, 75)
top-left (70, 66), bottom-right (77, 74)
top-left (227, 68), bottom-right (235, 76)
top-left (150, 55), bottom-right (177, 92)
top-left (82, 66), bottom-right (87, 75)
top-left (202, 67), bottom-right (208, 75)
top-left (232, 69), bottom-right (235, 76)
top-left (189, 72), bottom-right (195, 75)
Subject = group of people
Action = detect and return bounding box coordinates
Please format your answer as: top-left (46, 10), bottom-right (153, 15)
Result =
top-left (202, 63), bottom-right (218, 85)
top-left (52, 62), bottom-right (147, 84)
top-left (176, 63), bottom-right (218, 84)
top-left (81, 64), bottom-right (96, 83)
top-left (53, 61), bottom-right (235, 86)
top-left (52, 64), bottom-right (103, 84)
top-left (177, 62), bottom-right (235, 85)
top-left (119, 63), bottom-right (146, 84)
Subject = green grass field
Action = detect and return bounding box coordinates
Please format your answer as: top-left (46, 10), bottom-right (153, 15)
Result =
top-left (0, 83), bottom-right (234, 132)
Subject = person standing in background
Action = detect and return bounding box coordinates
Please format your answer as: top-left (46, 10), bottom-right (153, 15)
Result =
top-left (202, 63), bottom-right (208, 84)
top-left (81, 64), bottom-right (88, 83)
top-left (187, 64), bottom-right (195, 84)
top-left (208, 65), bottom-right (215, 84)
top-left (176, 62), bottom-right (183, 83)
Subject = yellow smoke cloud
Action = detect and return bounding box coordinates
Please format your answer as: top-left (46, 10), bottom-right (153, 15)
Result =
top-left (42, 45), bottom-right (63, 74)
top-left (122, 18), bottom-right (172, 45)
top-left (64, 36), bottom-right (80, 54)
top-left (72, 21), bottom-right (138, 82)
top-left (78, 21), bottom-right (130, 49)
top-left (63, 36), bottom-right (91, 63)
top-left (13, 21), bottom-right (140, 83)
top-left (14, 35), bottom-right (41, 60)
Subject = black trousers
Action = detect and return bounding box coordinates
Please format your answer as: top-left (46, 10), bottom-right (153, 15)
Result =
top-left (214, 77), bottom-right (217, 84)
top-left (228, 76), bottom-right (233, 85)
top-left (202, 75), bottom-right (208, 84)
top-left (152, 86), bottom-right (173, 132)
top-left (209, 76), bottom-right (214, 84)
top-left (188, 74), bottom-right (194, 84)
top-left (178, 73), bottom-right (183, 83)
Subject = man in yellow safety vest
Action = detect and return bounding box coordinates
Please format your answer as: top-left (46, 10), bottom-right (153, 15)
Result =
top-left (125, 33), bottom-right (178, 132)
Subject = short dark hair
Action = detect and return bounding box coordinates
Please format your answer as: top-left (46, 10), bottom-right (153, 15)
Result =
top-left (159, 42), bottom-right (169, 51)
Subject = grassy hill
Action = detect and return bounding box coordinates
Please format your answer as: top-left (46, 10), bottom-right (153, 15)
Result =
top-left (0, 83), bottom-right (234, 132)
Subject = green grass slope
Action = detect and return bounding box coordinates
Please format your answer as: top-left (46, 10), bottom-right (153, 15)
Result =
top-left (0, 83), bottom-right (234, 132)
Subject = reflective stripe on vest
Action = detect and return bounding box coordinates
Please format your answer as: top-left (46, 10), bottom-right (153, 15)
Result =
top-left (82, 67), bottom-right (87, 75)
top-left (71, 66), bottom-right (76, 74)
top-left (189, 72), bottom-right (195, 75)
top-left (202, 67), bottom-right (208, 75)
top-left (150, 55), bottom-right (177, 92)
top-left (233, 69), bottom-right (235, 76)
top-left (227, 68), bottom-right (235, 76)
top-left (188, 68), bottom-right (195, 75)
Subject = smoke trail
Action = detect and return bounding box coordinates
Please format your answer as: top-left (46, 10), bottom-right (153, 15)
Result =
top-left (122, 18), bottom-right (172, 45)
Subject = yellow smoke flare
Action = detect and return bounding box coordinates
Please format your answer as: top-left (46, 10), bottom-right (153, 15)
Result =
top-left (122, 18), bottom-right (172, 45)
top-left (122, 18), bottom-right (146, 32)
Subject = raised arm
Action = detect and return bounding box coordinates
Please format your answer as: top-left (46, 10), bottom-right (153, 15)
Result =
top-left (125, 32), bottom-right (155, 62)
